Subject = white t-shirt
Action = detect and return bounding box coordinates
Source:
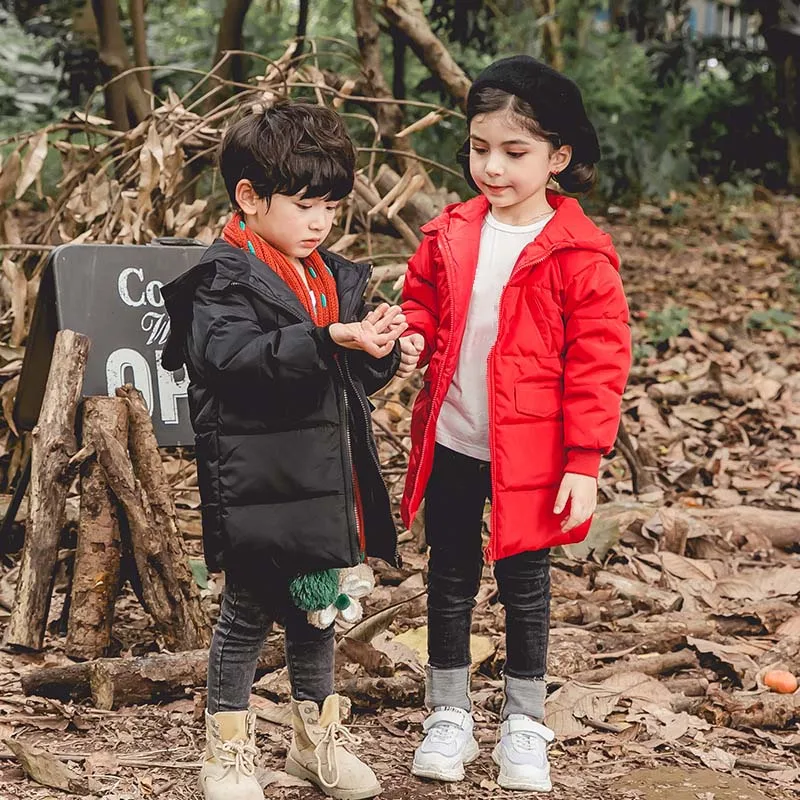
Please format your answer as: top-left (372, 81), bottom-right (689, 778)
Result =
top-left (435, 210), bottom-right (554, 461)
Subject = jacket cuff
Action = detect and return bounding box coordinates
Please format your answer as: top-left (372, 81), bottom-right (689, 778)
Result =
top-left (565, 448), bottom-right (603, 477)
top-left (313, 324), bottom-right (338, 355)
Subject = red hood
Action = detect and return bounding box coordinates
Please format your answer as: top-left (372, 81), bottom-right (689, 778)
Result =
top-left (421, 190), bottom-right (620, 271)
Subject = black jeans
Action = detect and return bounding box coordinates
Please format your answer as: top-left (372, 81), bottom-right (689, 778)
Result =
top-left (425, 444), bottom-right (550, 679)
top-left (206, 579), bottom-right (334, 713)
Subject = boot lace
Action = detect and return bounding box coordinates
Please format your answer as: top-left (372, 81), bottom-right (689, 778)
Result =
top-left (314, 721), bottom-right (361, 789)
top-left (214, 738), bottom-right (258, 783)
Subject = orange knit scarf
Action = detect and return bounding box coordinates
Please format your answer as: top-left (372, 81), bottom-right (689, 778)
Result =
top-left (222, 212), bottom-right (339, 326)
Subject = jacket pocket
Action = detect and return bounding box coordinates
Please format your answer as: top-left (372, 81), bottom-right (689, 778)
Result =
top-left (514, 382), bottom-right (563, 418)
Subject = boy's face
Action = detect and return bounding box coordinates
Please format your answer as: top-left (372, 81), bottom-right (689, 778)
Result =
top-left (238, 181), bottom-right (340, 260)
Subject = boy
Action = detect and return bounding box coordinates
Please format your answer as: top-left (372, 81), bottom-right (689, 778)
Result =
top-left (162, 101), bottom-right (403, 800)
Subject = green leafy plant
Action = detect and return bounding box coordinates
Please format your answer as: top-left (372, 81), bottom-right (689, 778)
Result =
top-left (747, 309), bottom-right (797, 338)
top-left (640, 306), bottom-right (691, 345)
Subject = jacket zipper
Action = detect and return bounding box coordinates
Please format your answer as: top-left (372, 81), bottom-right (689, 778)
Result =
top-left (228, 273), bottom-right (369, 565)
top-left (334, 357), bottom-right (361, 564)
top-left (485, 246), bottom-right (556, 561)
top-left (342, 355), bottom-right (400, 567)
top-left (409, 236), bottom-right (460, 518)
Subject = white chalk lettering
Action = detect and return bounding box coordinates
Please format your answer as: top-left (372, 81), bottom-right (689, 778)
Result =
top-left (106, 348), bottom-right (154, 412)
top-left (155, 349), bottom-right (188, 425)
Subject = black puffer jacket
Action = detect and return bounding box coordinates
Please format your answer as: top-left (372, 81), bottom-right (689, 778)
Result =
top-left (162, 240), bottom-right (399, 589)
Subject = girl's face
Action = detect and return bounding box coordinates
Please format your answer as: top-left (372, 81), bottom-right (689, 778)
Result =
top-left (235, 180), bottom-right (340, 261)
top-left (469, 110), bottom-right (571, 224)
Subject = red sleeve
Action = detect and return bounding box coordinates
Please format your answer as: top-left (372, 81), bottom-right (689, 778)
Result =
top-left (401, 235), bottom-right (440, 367)
top-left (562, 258), bottom-right (631, 477)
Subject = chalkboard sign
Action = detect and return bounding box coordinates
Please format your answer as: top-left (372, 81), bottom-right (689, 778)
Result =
top-left (15, 241), bottom-right (207, 447)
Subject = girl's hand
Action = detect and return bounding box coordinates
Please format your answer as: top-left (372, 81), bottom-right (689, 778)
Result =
top-left (554, 472), bottom-right (598, 532)
top-left (396, 334), bottom-right (425, 379)
top-left (329, 304), bottom-right (407, 358)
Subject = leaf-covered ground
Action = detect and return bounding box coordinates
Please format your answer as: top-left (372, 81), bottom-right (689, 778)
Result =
top-left (1, 192), bottom-right (799, 799)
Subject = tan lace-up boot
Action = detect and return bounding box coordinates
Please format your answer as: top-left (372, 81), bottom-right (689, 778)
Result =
top-left (199, 709), bottom-right (263, 799)
top-left (286, 694), bottom-right (381, 799)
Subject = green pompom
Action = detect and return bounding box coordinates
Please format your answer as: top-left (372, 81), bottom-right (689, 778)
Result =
top-left (334, 593), bottom-right (351, 611)
top-left (289, 569), bottom-right (340, 611)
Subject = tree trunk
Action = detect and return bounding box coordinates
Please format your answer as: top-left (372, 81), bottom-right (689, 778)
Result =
top-left (391, 28), bottom-right (407, 100)
top-left (378, 0), bottom-right (471, 110)
top-left (533, 0), bottom-right (564, 71)
top-left (65, 397), bottom-right (128, 661)
top-left (353, 0), bottom-right (415, 171)
top-left (755, 3), bottom-right (800, 188)
top-left (129, 0), bottom-right (152, 93)
top-left (3, 331), bottom-right (90, 651)
top-left (291, 0), bottom-right (310, 58)
top-left (90, 0), bottom-right (150, 129)
top-left (212, 0), bottom-right (254, 87)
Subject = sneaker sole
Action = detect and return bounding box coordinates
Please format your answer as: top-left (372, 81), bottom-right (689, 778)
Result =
top-left (411, 738), bottom-right (480, 782)
top-left (491, 747), bottom-right (552, 792)
top-left (285, 755), bottom-right (382, 800)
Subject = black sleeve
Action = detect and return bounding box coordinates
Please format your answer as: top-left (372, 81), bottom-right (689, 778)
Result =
top-left (194, 287), bottom-right (335, 396)
top-left (346, 342), bottom-right (402, 396)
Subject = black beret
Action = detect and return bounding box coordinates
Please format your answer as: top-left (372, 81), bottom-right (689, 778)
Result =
top-left (466, 55), bottom-right (600, 164)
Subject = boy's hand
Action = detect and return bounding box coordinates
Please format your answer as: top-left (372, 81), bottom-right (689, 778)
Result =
top-left (329, 304), bottom-right (407, 358)
top-left (396, 334), bottom-right (425, 379)
top-left (554, 472), bottom-right (597, 532)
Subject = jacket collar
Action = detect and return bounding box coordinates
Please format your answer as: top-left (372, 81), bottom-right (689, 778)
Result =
top-left (422, 190), bottom-right (619, 270)
top-left (169, 240), bottom-right (370, 321)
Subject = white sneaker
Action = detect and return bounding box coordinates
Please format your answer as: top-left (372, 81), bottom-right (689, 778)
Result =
top-left (492, 714), bottom-right (554, 792)
top-left (411, 706), bottom-right (479, 782)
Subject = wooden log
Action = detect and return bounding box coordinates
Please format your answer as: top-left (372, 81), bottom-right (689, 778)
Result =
top-left (374, 164), bottom-right (439, 235)
top-left (664, 676), bottom-right (709, 697)
top-left (3, 331), bottom-right (90, 651)
top-left (353, 174), bottom-right (420, 250)
top-left (339, 674), bottom-right (423, 709)
top-left (696, 506), bottom-right (800, 551)
top-left (21, 642), bottom-right (285, 704)
top-left (115, 385), bottom-right (208, 649)
top-left (572, 649), bottom-right (698, 684)
top-left (91, 423), bottom-right (207, 652)
top-left (552, 598), bottom-right (634, 626)
top-left (65, 398), bottom-right (128, 661)
top-left (704, 685), bottom-right (800, 730)
top-left (617, 604), bottom-right (798, 650)
top-left (594, 570), bottom-right (682, 614)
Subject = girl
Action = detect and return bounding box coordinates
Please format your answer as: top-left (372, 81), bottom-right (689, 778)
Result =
top-left (397, 56), bottom-right (631, 792)
top-left (162, 102), bottom-right (403, 800)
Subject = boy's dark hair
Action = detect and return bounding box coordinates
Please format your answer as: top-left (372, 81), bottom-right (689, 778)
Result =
top-left (467, 87), bottom-right (596, 194)
top-left (219, 101), bottom-right (357, 208)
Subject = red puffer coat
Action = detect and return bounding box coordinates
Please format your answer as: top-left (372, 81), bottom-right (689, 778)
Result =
top-left (401, 191), bottom-right (631, 559)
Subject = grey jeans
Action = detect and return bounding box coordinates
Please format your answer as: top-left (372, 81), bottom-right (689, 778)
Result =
top-left (206, 579), bottom-right (335, 713)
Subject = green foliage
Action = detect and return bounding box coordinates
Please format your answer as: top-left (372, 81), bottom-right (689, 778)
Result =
top-left (563, 29), bottom-right (788, 203)
top-left (0, 0), bottom-right (792, 203)
top-left (747, 309), bottom-right (797, 338)
top-left (0, 9), bottom-right (65, 137)
top-left (641, 306), bottom-right (691, 345)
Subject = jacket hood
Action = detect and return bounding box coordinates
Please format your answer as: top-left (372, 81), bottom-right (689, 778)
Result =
top-left (161, 239), bottom-right (369, 371)
top-left (421, 190), bottom-right (619, 271)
